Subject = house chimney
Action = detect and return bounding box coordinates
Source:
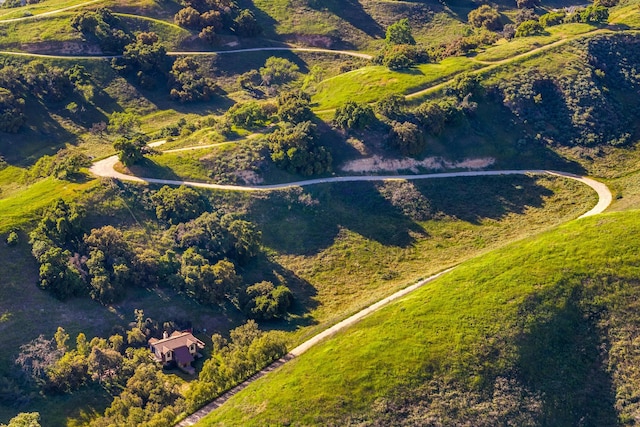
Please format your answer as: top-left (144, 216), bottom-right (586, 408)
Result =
top-left (163, 331), bottom-right (169, 339)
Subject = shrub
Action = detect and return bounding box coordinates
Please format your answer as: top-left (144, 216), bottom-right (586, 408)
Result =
top-left (6, 231), bottom-right (18, 246)
top-left (539, 11), bottom-right (566, 27)
top-left (333, 101), bottom-right (375, 130)
top-left (468, 5), bottom-right (503, 31)
top-left (385, 18), bottom-right (415, 45)
top-left (515, 20), bottom-right (545, 37)
top-left (388, 121), bottom-right (426, 156)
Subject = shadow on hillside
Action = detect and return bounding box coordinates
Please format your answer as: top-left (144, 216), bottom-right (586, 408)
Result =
top-left (236, 0), bottom-right (279, 39)
top-left (249, 171), bottom-right (572, 256)
top-left (248, 181), bottom-right (427, 255)
top-left (308, 0), bottom-right (385, 39)
top-left (410, 174), bottom-right (554, 224)
top-left (0, 98), bottom-right (79, 166)
top-left (242, 255), bottom-right (320, 331)
top-left (514, 281), bottom-right (618, 426)
top-left (125, 157), bottom-right (183, 181)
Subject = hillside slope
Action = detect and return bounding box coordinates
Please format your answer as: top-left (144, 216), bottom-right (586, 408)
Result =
top-left (200, 209), bottom-right (640, 425)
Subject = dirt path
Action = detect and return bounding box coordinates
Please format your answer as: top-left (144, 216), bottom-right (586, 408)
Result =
top-left (0, 46), bottom-right (370, 60)
top-left (0, 0), bottom-right (102, 22)
top-left (90, 156), bottom-right (612, 220)
top-left (167, 47), bottom-right (373, 59)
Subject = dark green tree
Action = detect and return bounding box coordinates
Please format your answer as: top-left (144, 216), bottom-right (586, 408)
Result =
top-left (333, 101), bottom-right (375, 130)
top-left (268, 121), bottom-right (332, 176)
top-left (170, 57), bottom-right (217, 102)
top-left (385, 18), bottom-right (415, 45)
top-left (277, 90), bottom-right (312, 124)
top-left (468, 5), bottom-right (503, 31)
top-left (234, 9), bottom-right (262, 37)
top-left (151, 185), bottom-right (206, 224)
top-left (0, 87), bottom-right (26, 133)
top-left (113, 133), bottom-right (149, 166)
top-left (389, 120), bottom-right (426, 156)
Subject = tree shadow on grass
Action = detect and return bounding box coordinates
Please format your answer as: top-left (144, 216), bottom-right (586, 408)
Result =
top-left (247, 181), bottom-right (426, 256)
top-left (514, 279), bottom-right (618, 426)
top-left (241, 254), bottom-right (319, 331)
top-left (411, 175), bottom-right (554, 225)
top-left (308, 0), bottom-right (385, 39)
top-left (125, 157), bottom-right (183, 181)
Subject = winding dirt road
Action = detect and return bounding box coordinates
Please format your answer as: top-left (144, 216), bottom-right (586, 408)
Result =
top-left (90, 155), bottom-right (611, 219)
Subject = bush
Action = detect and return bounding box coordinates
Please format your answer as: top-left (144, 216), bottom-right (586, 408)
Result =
top-left (277, 90), bottom-right (313, 124)
top-left (333, 101), bottom-right (375, 130)
top-left (539, 11), bottom-right (566, 27)
top-left (375, 94), bottom-right (406, 121)
top-left (241, 281), bottom-right (293, 320)
top-left (515, 20), bottom-right (545, 37)
top-left (6, 231), bottom-right (18, 246)
top-left (385, 18), bottom-right (415, 45)
top-left (259, 57), bottom-right (299, 87)
top-left (227, 102), bottom-right (269, 129)
top-left (268, 121), bottom-right (332, 176)
top-left (468, 5), bottom-right (502, 31)
top-left (388, 121), bottom-right (426, 156)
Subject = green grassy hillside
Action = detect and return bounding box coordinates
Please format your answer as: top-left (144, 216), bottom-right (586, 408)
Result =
top-left (1, 0), bottom-right (640, 424)
top-left (200, 207), bottom-right (640, 425)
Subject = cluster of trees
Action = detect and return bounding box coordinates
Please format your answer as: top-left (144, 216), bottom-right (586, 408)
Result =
top-left (0, 60), bottom-right (91, 133)
top-left (173, 0), bottom-right (261, 42)
top-left (14, 313), bottom-right (185, 426)
top-left (16, 323), bottom-right (154, 395)
top-left (268, 120), bottom-right (332, 176)
top-left (237, 56), bottom-right (301, 97)
top-left (111, 31), bottom-right (169, 89)
top-left (373, 18), bottom-right (429, 70)
top-left (514, 4), bottom-right (609, 38)
top-left (26, 149), bottom-right (91, 181)
top-left (330, 74), bottom-right (480, 157)
top-left (170, 57), bottom-right (218, 102)
top-left (224, 87), bottom-right (331, 176)
top-left (71, 8), bottom-right (132, 54)
top-left (15, 313), bottom-right (289, 426)
top-left (28, 187), bottom-right (296, 319)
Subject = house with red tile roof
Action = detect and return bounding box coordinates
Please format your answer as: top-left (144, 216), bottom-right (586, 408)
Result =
top-left (149, 331), bottom-right (205, 375)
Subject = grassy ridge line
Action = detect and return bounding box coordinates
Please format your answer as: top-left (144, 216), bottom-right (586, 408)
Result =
top-left (197, 209), bottom-right (638, 426)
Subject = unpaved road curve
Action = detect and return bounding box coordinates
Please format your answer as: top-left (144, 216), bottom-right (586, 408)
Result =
top-left (0, 46), bottom-right (370, 60)
top-left (167, 47), bottom-right (373, 59)
top-left (90, 156), bottom-right (611, 219)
